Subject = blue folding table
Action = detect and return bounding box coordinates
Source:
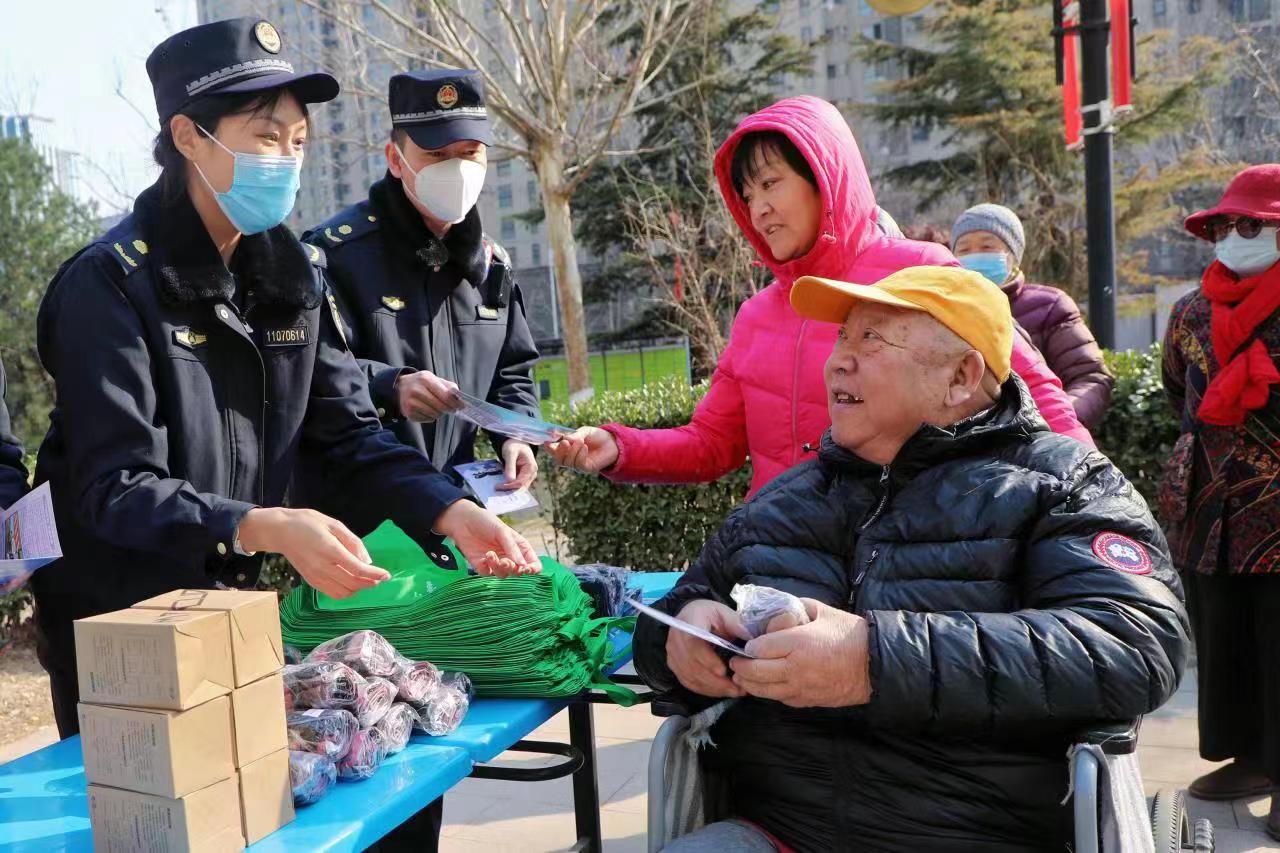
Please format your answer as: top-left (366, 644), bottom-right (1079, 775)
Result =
top-left (0, 571), bottom-right (680, 852)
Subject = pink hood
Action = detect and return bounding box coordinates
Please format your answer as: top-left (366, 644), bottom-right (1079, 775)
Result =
top-left (713, 95), bottom-right (891, 288)
top-left (603, 98), bottom-right (1091, 500)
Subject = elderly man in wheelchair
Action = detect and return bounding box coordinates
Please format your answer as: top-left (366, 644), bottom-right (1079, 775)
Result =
top-left (633, 268), bottom-right (1198, 852)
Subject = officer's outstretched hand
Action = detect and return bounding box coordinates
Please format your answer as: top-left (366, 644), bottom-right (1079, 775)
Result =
top-left (238, 507), bottom-right (390, 600)
top-left (545, 426), bottom-right (618, 473)
top-left (498, 441), bottom-right (538, 491)
top-left (435, 499), bottom-right (541, 578)
top-left (396, 370), bottom-right (464, 423)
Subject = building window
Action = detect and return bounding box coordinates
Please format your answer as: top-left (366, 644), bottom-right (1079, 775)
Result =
top-left (498, 185), bottom-right (513, 208)
top-left (799, 0), bottom-right (810, 7)
top-left (531, 243), bottom-right (542, 266)
top-left (507, 246), bottom-right (518, 267)
top-left (1250, 0), bottom-right (1271, 20)
top-left (527, 179), bottom-right (538, 204)
top-left (495, 160), bottom-right (511, 177)
top-left (909, 14), bottom-right (925, 32)
top-left (827, 63), bottom-right (838, 79)
top-left (501, 218), bottom-right (516, 241)
top-left (912, 121), bottom-right (930, 142)
top-left (1152, 0), bottom-right (1167, 16)
top-left (801, 25), bottom-right (813, 41)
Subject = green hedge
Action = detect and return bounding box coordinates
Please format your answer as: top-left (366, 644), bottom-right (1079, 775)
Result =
top-left (541, 379), bottom-right (750, 571)
top-left (1093, 345), bottom-right (1181, 509)
top-left (0, 348), bottom-right (1182, 640)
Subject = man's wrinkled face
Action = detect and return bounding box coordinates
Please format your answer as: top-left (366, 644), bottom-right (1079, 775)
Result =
top-left (824, 305), bottom-right (964, 457)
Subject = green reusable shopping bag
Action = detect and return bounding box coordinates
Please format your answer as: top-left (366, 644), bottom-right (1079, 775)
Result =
top-left (278, 526), bottom-right (639, 705)
top-left (314, 521), bottom-right (466, 611)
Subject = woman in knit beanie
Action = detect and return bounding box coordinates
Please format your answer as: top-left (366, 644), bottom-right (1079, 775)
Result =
top-left (951, 203), bottom-right (1114, 431)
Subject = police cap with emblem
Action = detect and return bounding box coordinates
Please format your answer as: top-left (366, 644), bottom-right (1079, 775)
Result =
top-left (147, 17), bottom-right (340, 124)
top-left (390, 69), bottom-right (493, 150)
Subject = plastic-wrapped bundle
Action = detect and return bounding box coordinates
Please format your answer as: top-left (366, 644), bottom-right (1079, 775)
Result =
top-left (283, 661), bottom-right (363, 712)
top-left (336, 728), bottom-right (384, 781)
top-left (371, 703), bottom-right (418, 755)
top-left (412, 684), bottom-right (470, 737)
top-left (440, 671), bottom-right (474, 703)
top-left (355, 676), bottom-right (396, 728)
top-left (731, 583), bottom-right (810, 639)
top-left (392, 657), bottom-right (441, 705)
top-left (284, 645), bottom-right (304, 666)
top-left (570, 564), bottom-right (632, 617)
top-left (304, 630), bottom-right (400, 679)
top-left (287, 709), bottom-right (359, 760)
top-left (288, 750), bottom-right (337, 806)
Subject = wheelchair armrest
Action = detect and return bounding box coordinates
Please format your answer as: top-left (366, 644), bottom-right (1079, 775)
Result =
top-left (651, 692), bottom-right (693, 719)
top-left (1076, 718), bottom-right (1142, 755)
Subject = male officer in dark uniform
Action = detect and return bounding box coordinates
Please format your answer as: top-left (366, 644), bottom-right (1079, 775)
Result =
top-left (304, 70), bottom-right (540, 519)
top-left (302, 67), bottom-right (539, 853)
top-left (31, 19), bottom-right (538, 742)
top-left (0, 359), bottom-right (27, 514)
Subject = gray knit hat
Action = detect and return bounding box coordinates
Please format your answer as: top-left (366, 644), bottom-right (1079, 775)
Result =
top-left (951, 203), bottom-right (1026, 263)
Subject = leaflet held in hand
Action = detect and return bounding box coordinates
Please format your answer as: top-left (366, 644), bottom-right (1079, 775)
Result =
top-left (452, 392), bottom-right (572, 445)
top-left (627, 597), bottom-right (756, 659)
top-left (454, 460), bottom-right (539, 516)
top-left (0, 482), bottom-right (62, 590)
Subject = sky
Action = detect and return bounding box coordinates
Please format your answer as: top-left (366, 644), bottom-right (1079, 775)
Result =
top-left (2, 0), bottom-right (198, 214)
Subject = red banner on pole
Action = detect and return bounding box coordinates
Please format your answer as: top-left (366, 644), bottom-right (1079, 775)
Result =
top-left (1062, 0), bottom-right (1084, 150)
top-left (1110, 0), bottom-right (1133, 112)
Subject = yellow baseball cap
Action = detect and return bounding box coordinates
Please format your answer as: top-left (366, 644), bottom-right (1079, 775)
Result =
top-left (790, 266), bottom-right (1014, 381)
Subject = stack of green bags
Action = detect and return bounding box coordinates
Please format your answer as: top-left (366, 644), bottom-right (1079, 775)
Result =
top-left (279, 522), bottom-right (639, 706)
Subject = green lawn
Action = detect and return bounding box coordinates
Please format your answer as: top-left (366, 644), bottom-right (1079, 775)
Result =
top-left (534, 344), bottom-right (690, 404)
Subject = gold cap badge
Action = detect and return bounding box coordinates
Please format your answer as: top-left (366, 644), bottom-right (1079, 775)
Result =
top-left (254, 21), bottom-right (282, 54)
top-left (437, 84), bottom-right (459, 109)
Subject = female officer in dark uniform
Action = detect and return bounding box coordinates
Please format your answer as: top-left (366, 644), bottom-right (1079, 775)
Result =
top-left (31, 17), bottom-right (538, 737)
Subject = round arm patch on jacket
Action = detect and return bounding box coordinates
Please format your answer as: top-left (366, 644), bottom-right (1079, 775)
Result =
top-left (1092, 532), bottom-right (1152, 575)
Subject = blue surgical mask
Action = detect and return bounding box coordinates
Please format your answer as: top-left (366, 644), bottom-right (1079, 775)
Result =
top-left (959, 252), bottom-right (1011, 286)
top-left (191, 125), bottom-right (302, 235)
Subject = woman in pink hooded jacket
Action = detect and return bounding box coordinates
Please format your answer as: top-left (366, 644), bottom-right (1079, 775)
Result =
top-left (549, 97), bottom-right (1091, 498)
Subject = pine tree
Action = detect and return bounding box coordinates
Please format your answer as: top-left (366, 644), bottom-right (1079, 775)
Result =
top-left (856, 0), bottom-right (1236, 298)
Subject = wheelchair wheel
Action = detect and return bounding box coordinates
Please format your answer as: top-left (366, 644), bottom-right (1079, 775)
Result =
top-left (1151, 790), bottom-right (1193, 853)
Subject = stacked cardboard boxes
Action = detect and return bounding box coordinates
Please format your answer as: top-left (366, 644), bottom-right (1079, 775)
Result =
top-left (76, 589), bottom-right (294, 852)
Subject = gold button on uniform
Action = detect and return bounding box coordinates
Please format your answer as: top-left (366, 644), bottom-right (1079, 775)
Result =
top-left (236, 573), bottom-right (247, 584)
top-left (377, 407), bottom-right (386, 418)
top-left (218, 308), bottom-right (230, 320)
top-left (216, 542), bottom-right (228, 556)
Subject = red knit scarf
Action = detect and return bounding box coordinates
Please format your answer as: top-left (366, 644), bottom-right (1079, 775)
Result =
top-left (1198, 260), bottom-right (1280, 426)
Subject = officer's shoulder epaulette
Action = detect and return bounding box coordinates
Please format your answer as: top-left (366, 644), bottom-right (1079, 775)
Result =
top-left (309, 201), bottom-right (382, 250)
top-left (98, 230), bottom-right (151, 278)
top-left (302, 241), bottom-right (327, 269)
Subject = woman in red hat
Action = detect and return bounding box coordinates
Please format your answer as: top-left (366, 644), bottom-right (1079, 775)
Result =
top-left (1162, 163), bottom-right (1280, 837)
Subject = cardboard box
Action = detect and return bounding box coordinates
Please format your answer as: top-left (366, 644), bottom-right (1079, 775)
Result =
top-left (79, 697), bottom-right (234, 798)
top-left (230, 672), bottom-right (287, 768)
top-left (75, 608), bottom-right (233, 710)
top-left (237, 748), bottom-right (294, 844)
top-left (88, 776), bottom-right (245, 853)
top-left (134, 589), bottom-right (284, 687)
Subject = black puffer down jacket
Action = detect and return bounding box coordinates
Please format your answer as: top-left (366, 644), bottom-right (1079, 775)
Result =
top-left (634, 378), bottom-right (1189, 852)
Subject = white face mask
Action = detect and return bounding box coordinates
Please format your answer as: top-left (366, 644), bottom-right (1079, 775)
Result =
top-left (1215, 228), bottom-right (1280, 277)
top-left (396, 146), bottom-right (487, 224)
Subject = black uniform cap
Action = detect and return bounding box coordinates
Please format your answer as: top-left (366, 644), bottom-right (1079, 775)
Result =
top-left (147, 17), bottom-right (340, 124)
top-left (390, 69), bottom-right (493, 150)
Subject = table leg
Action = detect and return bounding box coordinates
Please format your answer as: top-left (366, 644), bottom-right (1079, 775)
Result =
top-left (569, 701), bottom-right (603, 852)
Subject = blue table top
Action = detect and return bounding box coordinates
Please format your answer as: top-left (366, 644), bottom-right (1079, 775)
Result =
top-left (0, 570), bottom-right (680, 851)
